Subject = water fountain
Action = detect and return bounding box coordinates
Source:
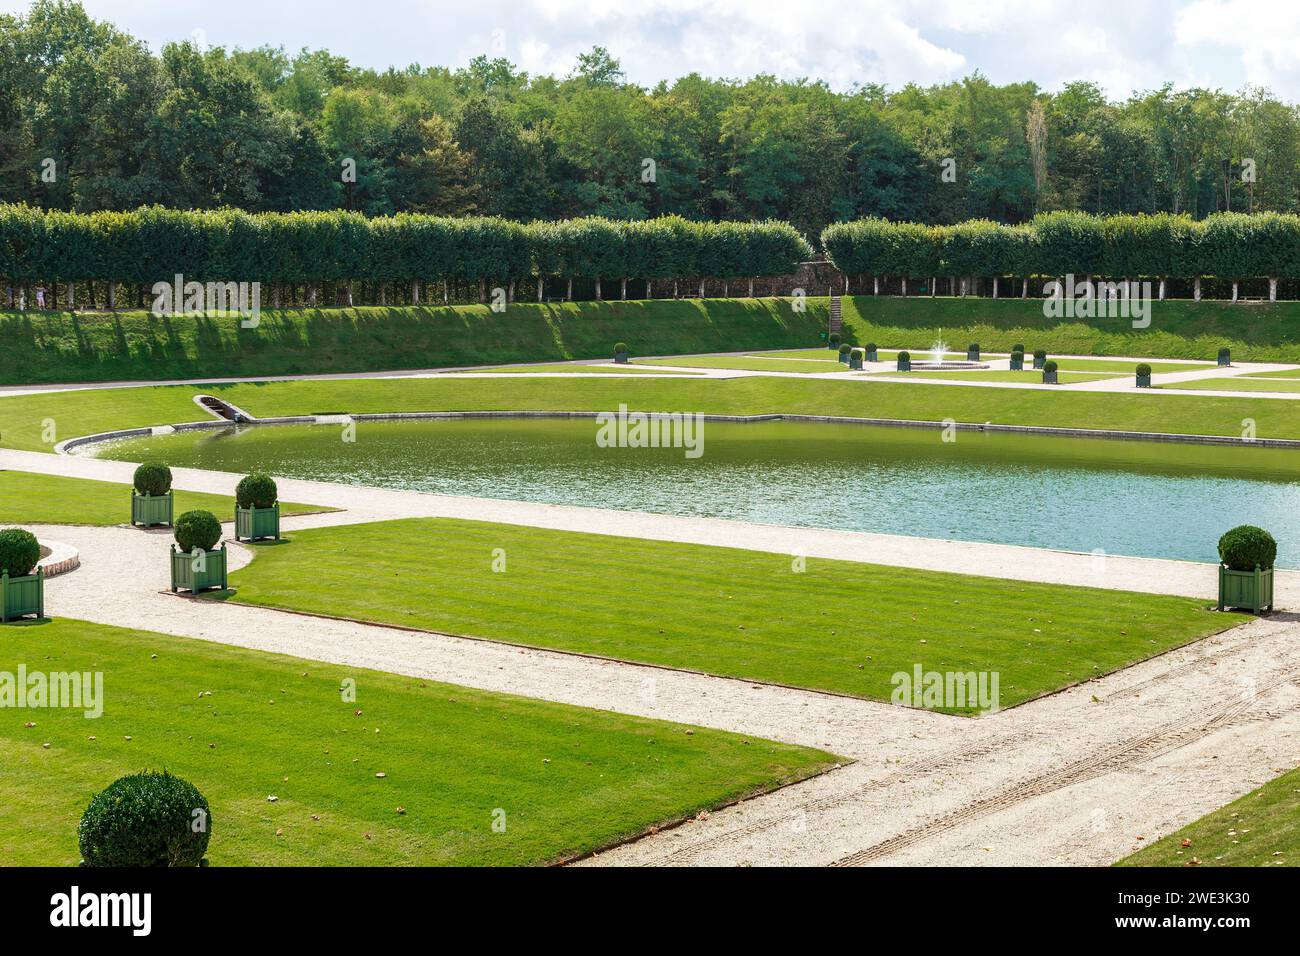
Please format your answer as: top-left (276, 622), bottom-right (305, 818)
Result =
top-left (904, 328), bottom-right (989, 370)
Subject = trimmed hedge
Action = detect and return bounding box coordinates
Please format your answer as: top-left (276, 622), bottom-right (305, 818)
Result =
top-left (133, 462), bottom-right (172, 496)
top-left (235, 473), bottom-right (278, 509)
top-left (175, 510), bottom-right (222, 553)
top-left (1218, 525), bottom-right (1277, 572)
top-left (0, 206), bottom-right (811, 291)
top-left (1136, 363), bottom-right (1152, 376)
top-left (0, 528), bottom-right (40, 577)
top-left (78, 771), bottom-right (211, 867)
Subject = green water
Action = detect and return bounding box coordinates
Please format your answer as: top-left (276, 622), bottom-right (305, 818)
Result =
top-left (86, 418), bottom-right (1300, 567)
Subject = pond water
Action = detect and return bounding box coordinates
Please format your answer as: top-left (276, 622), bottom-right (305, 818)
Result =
top-left (83, 417), bottom-right (1300, 567)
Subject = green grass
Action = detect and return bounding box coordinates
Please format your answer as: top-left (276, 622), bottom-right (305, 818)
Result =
top-left (0, 298), bottom-right (827, 386)
top-left (840, 296), bottom-right (1300, 363)
top-left (638, 354), bottom-right (851, 373)
top-left (1242, 367), bottom-right (1300, 379)
top-left (0, 470), bottom-right (327, 525)
top-left (1118, 766), bottom-right (1300, 867)
top-left (878, 370), bottom-right (1125, 384)
top-left (224, 517), bottom-right (1241, 711)
top-left (0, 618), bottom-right (836, 866)
top-left (1160, 378), bottom-right (1300, 393)
top-left (9, 374), bottom-right (1300, 453)
top-left (468, 363), bottom-right (701, 374)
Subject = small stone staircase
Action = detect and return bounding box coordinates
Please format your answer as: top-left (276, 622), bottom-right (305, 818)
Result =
top-left (829, 295), bottom-right (843, 336)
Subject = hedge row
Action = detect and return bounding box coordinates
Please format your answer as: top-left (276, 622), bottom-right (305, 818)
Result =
top-left (0, 206), bottom-right (812, 289)
top-left (822, 211), bottom-right (1300, 286)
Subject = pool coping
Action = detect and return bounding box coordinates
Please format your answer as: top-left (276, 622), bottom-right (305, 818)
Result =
top-left (52, 406), bottom-right (1300, 454)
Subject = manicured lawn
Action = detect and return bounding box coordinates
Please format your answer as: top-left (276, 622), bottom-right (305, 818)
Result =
top-left (841, 295), bottom-right (1300, 363)
top-left (0, 618), bottom-right (836, 866)
top-left (0, 470), bottom-right (327, 525)
top-left (468, 363), bottom-right (701, 374)
top-left (638, 354), bottom-right (851, 373)
top-left (1161, 378), bottom-right (1300, 393)
top-left (0, 298), bottom-right (827, 386)
top-left (8, 374), bottom-right (1300, 452)
top-left (225, 518), bottom-right (1242, 712)
top-left (1117, 766), bottom-right (1300, 867)
top-left (1241, 367), bottom-right (1300, 379)
top-left (876, 370), bottom-right (1125, 384)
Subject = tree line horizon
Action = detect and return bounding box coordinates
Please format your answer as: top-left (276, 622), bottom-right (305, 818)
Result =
top-left (6, 0), bottom-right (1300, 243)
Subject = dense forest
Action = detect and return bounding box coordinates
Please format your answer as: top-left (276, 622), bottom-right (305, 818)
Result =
top-left (5, 0), bottom-right (1300, 242)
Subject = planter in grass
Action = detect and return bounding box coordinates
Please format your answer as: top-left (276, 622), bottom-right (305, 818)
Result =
top-left (828, 333), bottom-right (841, 350)
top-left (234, 473), bottom-right (280, 542)
top-left (849, 348), bottom-right (864, 370)
top-left (1136, 363), bottom-right (1152, 388)
top-left (838, 344), bottom-right (851, 364)
top-left (1041, 360), bottom-right (1059, 384)
top-left (169, 510), bottom-right (227, 594)
top-left (865, 343), bottom-right (878, 362)
top-left (1217, 525), bottom-right (1275, 614)
top-left (1032, 349), bottom-right (1047, 370)
top-left (131, 462), bottom-right (174, 528)
top-left (1009, 350), bottom-right (1024, 371)
top-left (967, 343), bottom-right (980, 361)
top-left (896, 350), bottom-right (911, 372)
top-left (1218, 347), bottom-right (1231, 367)
top-left (613, 342), bottom-right (629, 364)
top-left (0, 528), bottom-right (43, 622)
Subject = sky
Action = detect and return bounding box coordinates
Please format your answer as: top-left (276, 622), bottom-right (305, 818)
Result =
top-left (8, 0), bottom-right (1300, 100)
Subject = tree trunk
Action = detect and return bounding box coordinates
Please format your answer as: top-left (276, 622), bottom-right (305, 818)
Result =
top-left (509, 281), bottom-right (515, 303)
top-left (620, 277), bottom-right (627, 300)
top-left (1021, 278), bottom-right (1028, 298)
top-left (1194, 277), bottom-right (1202, 302)
top-left (698, 279), bottom-right (705, 298)
top-left (1232, 280), bottom-right (1239, 302)
top-left (900, 277), bottom-right (907, 296)
top-left (751, 278), bottom-right (757, 297)
top-left (1270, 277), bottom-right (1278, 302)
top-left (993, 277), bottom-right (999, 299)
top-left (960, 277), bottom-right (967, 298)
top-left (595, 277), bottom-right (602, 300)
top-left (411, 279), bottom-right (420, 305)
top-left (566, 278), bottom-right (572, 300)
top-left (107, 283), bottom-right (115, 310)
top-left (537, 277), bottom-right (544, 301)
top-left (646, 279), bottom-right (652, 299)
top-left (873, 276), bottom-right (879, 296)
top-left (673, 280), bottom-right (679, 298)
top-left (1158, 278), bottom-right (1166, 301)
top-left (930, 277), bottom-right (936, 298)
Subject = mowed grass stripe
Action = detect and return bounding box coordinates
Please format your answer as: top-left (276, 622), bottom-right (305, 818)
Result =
top-left (0, 619), bottom-right (836, 866)
top-left (225, 518), bottom-right (1241, 712)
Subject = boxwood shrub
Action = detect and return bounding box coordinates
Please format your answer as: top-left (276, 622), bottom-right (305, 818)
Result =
top-left (175, 510), bottom-right (222, 553)
top-left (0, 528), bottom-right (40, 577)
top-left (133, 462), bottom-right (172, 497)
top-left (838, 343), bottom-right (852, 355)
top-left (1033, 348), bottom-right (1048, 361)
top-left (898, 350), bottom-right (911, 361)
top-left (969, 342), bottom-right (980, 351)
top-left (828, 332), bottom-right (841, 346)
top-left (1012, 342), bottom-right (1024, 353)
top-left (864, 341), bottom-right (877, 351)
top-left (1218, 525), bottom-right (1277, 571)
top-left (1137, 363), bottom-right (1152, 376)
top-left (613, 342), bottom-right (628, 354)
top-left (78, 771), bottom-right (211, 867)
top-left (235, 473), bottom-right (278, 509)
top-left (1043, 360), bottom-right (1059, 373)
top-left (1218, 346), bottom-right (1231, 360)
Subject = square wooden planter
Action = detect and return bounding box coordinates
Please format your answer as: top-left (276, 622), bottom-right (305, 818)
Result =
top-left (967, 347), bottom-right (980, 361)
top-left (1218, 565), bottom-right (1273, 614)
top-left (865, 347), bottom-right (878, 362)
top-left (236, 503), bottom-right (280, 542)
top-left (849, 350), bottom-right (863, 370)
top-left (1042, 369), bottom-right (1059, 384)
top-left (1010, 355), bottom-right (1024, 370)
top-left (1033, 355), bottom-right (1046, 369)
top-left (170, 543), bottom-right (228, 594)
top-left (614, 352), bottom-right (628, 364)
top-left (1, 569), bottom-right (44, 622)
top-left (132, 491), bottom-right (174, 528)
top-left (1136, 373), bottom-right (1152, 388)
top-left (1218, 351), bottom-right (1231, 367)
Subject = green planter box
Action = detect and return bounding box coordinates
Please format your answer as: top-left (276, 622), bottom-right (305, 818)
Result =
top-left (838, 352), bottom-right (849, 364)
top-left (1, 569), bottom-right (44, 622)
top-left (967, 347), bottom-right (980, 361)
top-left (865, 347), bottom-right (878, 362)
top-left (1218, 565), bottom-right (1273, 614)
top-left (236, 503), bottom-right (280, 542)
top-left (1033, 355), bottom-right (1046, 369)
top-left (1218, 350), bottom-right (1231, 367)
top-left (848, 350), bottom-right (863, 370)
top-left (1042, 369), bottom-right (1058, 384)
top-left (170, 543), bottom-right (228, 594)
top-left (1010, 355), bottom-right (1024, 371)
top-left (132, 491), bottom-right (174, 528)
top-left (896, 356), bottom-right (911, 371)
top-left (1136, 373), bottom-right (1152, 388)
top-left (614, 352), bottom-right (628, 364)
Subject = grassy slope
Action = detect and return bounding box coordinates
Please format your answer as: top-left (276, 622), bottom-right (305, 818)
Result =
top-left (1118, 766), bottom-right (1300, 867)
top-left (0, 618), bottom-right (835, 866)
top-left (0, 470), bottom-right (326, 525)
top-left (5, 375), bottom-right (1300, 452)
top-left (225, 518), bottom-right (1239, 711)
top-left (0, 298), bottom-right (828, 385)
top-left (841, 296), bottom-right (1300, 362)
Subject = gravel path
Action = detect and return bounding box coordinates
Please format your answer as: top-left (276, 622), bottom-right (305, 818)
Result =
top-left (7, 446), bottom-right (1300, 867)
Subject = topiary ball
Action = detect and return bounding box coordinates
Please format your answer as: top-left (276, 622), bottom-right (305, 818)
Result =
top-left (175, 510), bottom-right (222, 553)
top-left (1137, 363), bottom-right (1152, 376)
top-left (839, 343), bottom-right (852, 354)
top-left (828, 333), bottom-right (841, 345)
top-left (1043, 360), bottom-right (1058, 373)
top-left (0, 528), bottom-right (40, 577)
top-left (1218, 525), bottom-right (1277, 572)
top-left (235, 473), bottom-right (278, 510)
top-left (133, 462), bottom-right (172, 497)
top-left (1034, 349), bottom-right (1047, 360)
top-left (865, 342), bottom-right (877, 351)
top-left (898, 350), bottom-right (911, 360)
top-left (613, 342), bottom-right (628, 354)
top-left (1013, 343), bottom-right (1024, 352)
top-left (78, 771), bottom-right (211, 867)
top-left (969, 342), bottom-right (980, 351)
